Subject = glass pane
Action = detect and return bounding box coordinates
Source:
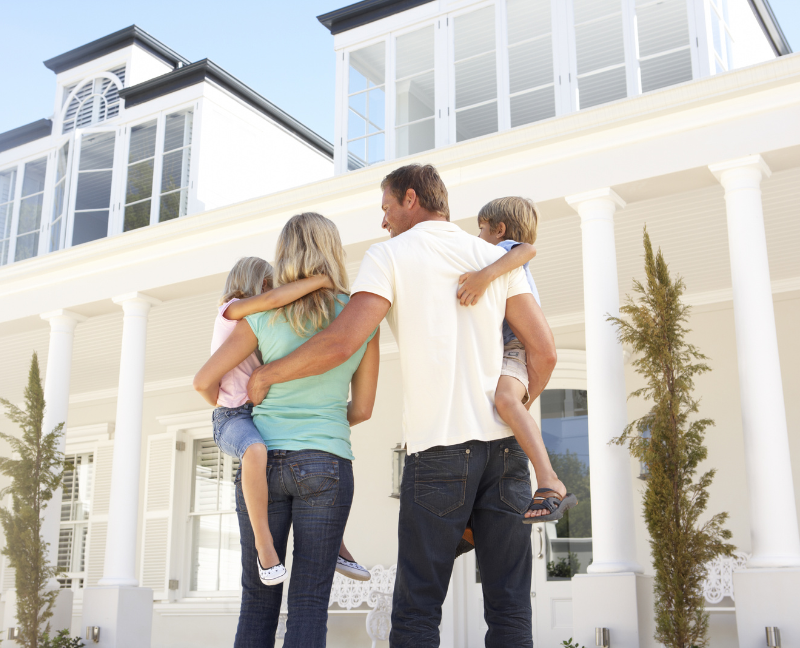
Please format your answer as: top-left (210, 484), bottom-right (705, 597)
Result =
top-left (14, 233), bottom-right (38, 261)
top-left (396, 26), bottom-right (434, 79)
top-left (510, 87), bottom-right (556, 127)
top-left (575, 14), bottom-right (624, 75)
top-left (509, 36), bottom-right (553, 94)
top-left (455, 54), bottom-right (498, 109)
top-left (21, 158), bottom-right (47, 197)
top-left (636, 0), bottom-right (689, 59)
top-left (507, 0), bottom-right (551, 44)
top-left (0, 168), bottom-right (17, 206)
top-left (18, 194), bottom-right (43, 234)
top-left (725, 31), bottom-right (733, 69)
top-left (191, 515), bottom-right (220, 591)
top-left (79, 132), bottom-right (115, 171)
top-left (454, 6), bottom-right (496, 60)
top-left (640, 49), bottom-right (693, 93)
top-left (219, 454), bottom-right (240, 512)
top-left (126, 159), bottom-right (154, 204)
top-left (72, 210), bottom-right (109, 246)
top-left (456, 102), bottom-right (498, 142)
top-left (49, 219), bottom-right (61, 254)
top-left (124, 201), bottom-right (151, 232)
top-left (129, 120), bottom-right (157, 163)
top-left (56, 142), bottom-right (69, 183)
top-left (367, 134), bottom-right (385, 165)
top-left (577, 66), bottom-right (627, 109)
top-left (192, 439), bottom-right (221, 513)
top-left (396, 119), bottom-right (435, 158)
top-left (74, 455), bottom-right (94, 521)
top-left (161, 150), bottom-right (190, 194)
top-left (573, 0), bottom-right (621, 23)
top-left (349, 42), bottom-right (385, 90)
top-left (541, 388), bottom-right (592, 579)
top-left (218, 513), bottom-right (242, 590)
top-left (711, 11), bottom-right (722, 59)
top-left (368, 88), bottom-right (385, 130)
top-left (396, 71), bottom-right (435, 126)
top-left (75, 171), bottom-right (113, 211)
top-left (348, 109), bottom-right (367, 140)
top-left (164, 109), bottom-right (193, 153)
top-left (159, 189), bottom-right (187, 222)
top-left (348, 138), bottom-right (366, 169)
top-left (349, 92), bottom-right (367, 120)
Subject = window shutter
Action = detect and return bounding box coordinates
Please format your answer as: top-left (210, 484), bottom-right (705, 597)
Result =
top-left (0, 555), bottom-right (15, 593)
top-left (140, 431), bottom-right (178, 600)
top-left (635, 0), bottom-right (692, 93)
top-left (85, 440), bottom-right (114, 586)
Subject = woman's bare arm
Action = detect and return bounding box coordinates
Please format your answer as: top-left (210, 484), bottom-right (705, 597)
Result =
top-left (457, 243), bottom-right (536, 306)
top-left (347, 328), bottom-right (381, 426)
top-left (193, 320), bottom-right (259, 406)
top-left (223, 275), bottom-right (334, 321)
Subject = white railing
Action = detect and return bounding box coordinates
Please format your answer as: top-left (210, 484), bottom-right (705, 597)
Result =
top-left (701, 550), bottom-right (749, 610)
top-left (277, 564), bottom-right (396, 647)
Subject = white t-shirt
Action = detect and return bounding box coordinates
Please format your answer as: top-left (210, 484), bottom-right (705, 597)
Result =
top-left (351, 220), bottom-right (532, 453)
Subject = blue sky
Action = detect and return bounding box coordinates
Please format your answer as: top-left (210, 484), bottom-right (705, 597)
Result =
top-left (1, 0), bottom-right (797, 140)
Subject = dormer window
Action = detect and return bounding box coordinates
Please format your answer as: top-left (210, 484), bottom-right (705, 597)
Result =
top-left (347, 43), bottom-right (386, 170)
top-left (62, 66), bottom-right (126, 134)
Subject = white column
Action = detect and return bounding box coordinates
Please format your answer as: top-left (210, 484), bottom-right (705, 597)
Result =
top-left (566, 188), bottom-right (642, 574)
top-left (39, 310), bottom-right (86, 572)
top-left (710, 156), bottom-right (800, 569)
top-left (99, 293), bottom-right (160, 586)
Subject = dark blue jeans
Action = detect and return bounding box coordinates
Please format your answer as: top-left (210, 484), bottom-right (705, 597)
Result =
top-left (233, 449), bottom-right (353, 648)
top-left (390, 438), bottom-right (533, 648)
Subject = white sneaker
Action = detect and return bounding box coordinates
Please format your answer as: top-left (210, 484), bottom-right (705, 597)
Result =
top-left (335, 555), bottom-right (371, 581)
top-left (257, 556), bottom-right (288, 586)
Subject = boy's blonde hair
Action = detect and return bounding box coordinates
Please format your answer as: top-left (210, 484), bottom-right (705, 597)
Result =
top-left (272, 212), bottom-right (349, 337)
top-left (219, 257), bottom-right (274, 306)
top-left (478, 197), bottom-right (538, 245)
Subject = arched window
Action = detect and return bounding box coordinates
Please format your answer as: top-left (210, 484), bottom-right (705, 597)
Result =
top-left (62, 66), bottom-right (125, 134)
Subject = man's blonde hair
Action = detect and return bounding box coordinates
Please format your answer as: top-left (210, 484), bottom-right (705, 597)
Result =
top-left (478, 197), bottom-right (538, 245)
top-left (220, 257), bottom-right (274, 305)
top-left (272, 212), bottom-right (349, 337)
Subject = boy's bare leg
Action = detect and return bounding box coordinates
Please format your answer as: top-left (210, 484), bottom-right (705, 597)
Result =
top-left (339, 541), bottom-right (355, 562)
top-left (241, 444), bottom-right (281, 568)
top-left (494, 375), bottom-right (566, 519)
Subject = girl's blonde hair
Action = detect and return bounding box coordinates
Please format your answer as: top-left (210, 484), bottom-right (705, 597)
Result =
top-left (272, 213), bottom-right (349, 337)
top-left (219, 257), bottom-right (274, 306)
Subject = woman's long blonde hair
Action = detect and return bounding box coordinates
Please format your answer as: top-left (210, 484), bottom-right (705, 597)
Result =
top-left (219, 256), bottom-right (274, 305)
top-left (272, 213), bottom-right (349, 337)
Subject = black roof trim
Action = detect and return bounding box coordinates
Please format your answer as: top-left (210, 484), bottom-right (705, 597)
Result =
top-left (318, 0), bottom-right (434, 35)
top-left (44, 25), bottom-right (191, 74)
top-left (747, 0), bottom-right (792, 56)
top-left (118, 60), bottom-right (333, 158)
top-left (0, 119), bottom-right (53, 154)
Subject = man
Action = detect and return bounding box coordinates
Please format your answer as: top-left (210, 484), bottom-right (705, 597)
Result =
top-left (248, 164), bottom-right (557, 647)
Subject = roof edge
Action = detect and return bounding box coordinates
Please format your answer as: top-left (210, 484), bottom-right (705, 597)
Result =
top-left (0, 119), bottom-right (53, 155)
top-left (317, 0), bottom-right (433, 35)
top-left (747, 0), bottom-right (792, 56)
top-left (44, 25), bottom-right (191, 74)
top-left (118, 60), bottom-right (333, 159)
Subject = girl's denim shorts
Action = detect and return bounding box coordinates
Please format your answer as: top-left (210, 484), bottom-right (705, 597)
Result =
top-left (212, 404), bottom-right (267, 459)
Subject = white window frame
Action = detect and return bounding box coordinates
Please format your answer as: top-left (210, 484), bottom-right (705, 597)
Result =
top-left (57, 451), bottom-right (95, 592)
top-left (59, 67), bottom-right (126, 136)
top-left (705, 0), bottom-right (733, 73)
top-left (46, 137), bottom-right (75, 254)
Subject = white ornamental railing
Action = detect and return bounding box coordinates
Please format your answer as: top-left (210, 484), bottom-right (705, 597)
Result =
top-left (701, 550), bottom-right (749, 606)
top-left (277, 564), bottom-right (396, 647)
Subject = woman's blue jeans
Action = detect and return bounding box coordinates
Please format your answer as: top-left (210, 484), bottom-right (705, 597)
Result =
top-left (233, 449), bottom-right (353, 648)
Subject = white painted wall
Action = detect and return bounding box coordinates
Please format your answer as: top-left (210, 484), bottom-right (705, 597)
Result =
top-left (194, 84), bottom-right (333, 213)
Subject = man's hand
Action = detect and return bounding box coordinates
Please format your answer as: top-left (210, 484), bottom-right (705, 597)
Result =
top-left (458, 269), bottom-right (493, 306)
top-left (247, 365), bottom-right (271, 405)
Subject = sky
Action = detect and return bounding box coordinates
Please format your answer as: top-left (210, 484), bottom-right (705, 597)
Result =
top-left (0, 0), bottom-right (798, 141)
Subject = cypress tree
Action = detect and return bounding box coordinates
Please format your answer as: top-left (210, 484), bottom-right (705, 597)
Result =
top-left (0, 352), bottom-right (65, 648)
top-left (609, 229), bottom-right (734, 648)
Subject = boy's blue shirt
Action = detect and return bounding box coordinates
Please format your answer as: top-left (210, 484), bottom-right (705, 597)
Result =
top-left (497, 239), bottom-right (541, 345)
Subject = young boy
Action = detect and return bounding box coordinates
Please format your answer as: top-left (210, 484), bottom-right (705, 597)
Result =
top-left (458, 197), bottom-right (576, 536)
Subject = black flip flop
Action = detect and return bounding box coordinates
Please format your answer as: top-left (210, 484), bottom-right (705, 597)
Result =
top-left (522, 488), bottom-right (578, 524)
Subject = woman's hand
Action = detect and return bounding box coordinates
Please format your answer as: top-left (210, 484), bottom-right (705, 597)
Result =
top-left (457, 269), bottom-right (493, 306)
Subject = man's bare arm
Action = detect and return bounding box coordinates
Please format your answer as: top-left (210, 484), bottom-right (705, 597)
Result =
top-left (504, 293), bottom-right (557, 407)
top-left (247, 292), bottom-right (391, 404)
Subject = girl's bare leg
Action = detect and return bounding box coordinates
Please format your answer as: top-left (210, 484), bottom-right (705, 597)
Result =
top-left (339, 541), bottom-right (355, 562)
top-left (494, 375), bottom-right (566, 519)
top-left (241, 444), bottom-right (280, 568)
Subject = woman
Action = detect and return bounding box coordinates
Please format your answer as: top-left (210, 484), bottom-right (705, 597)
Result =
top-left (195, 213), bottom-right (380, 647)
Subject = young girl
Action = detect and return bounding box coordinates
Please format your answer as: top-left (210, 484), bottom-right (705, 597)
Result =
top-left (194, 256), bottom-right (370, 585)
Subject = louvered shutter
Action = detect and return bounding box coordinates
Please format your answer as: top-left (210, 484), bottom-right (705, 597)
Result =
top-left (140, 431), bottom-right (178, 600)
top-left (84, 441), bottom-right (113, 586)
top-left (0, 555), bottom-right (15, 593)
top-left (635, 0), bottom-right (692, 93)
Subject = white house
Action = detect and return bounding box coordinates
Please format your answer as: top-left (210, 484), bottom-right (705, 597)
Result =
top-left (0, 0), bottom-right (798, 646)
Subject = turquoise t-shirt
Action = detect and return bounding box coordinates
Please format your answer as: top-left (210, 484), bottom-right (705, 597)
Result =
top-left (244, 295), bottom-right (375, 460)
